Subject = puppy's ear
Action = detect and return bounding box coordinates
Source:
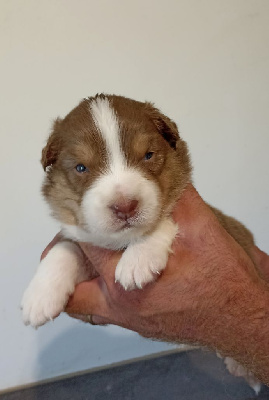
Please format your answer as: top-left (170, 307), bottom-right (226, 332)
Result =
top-left (145, 102), bottom-right (179, 150)
top-left (41, 118), bottom-right (62, 171)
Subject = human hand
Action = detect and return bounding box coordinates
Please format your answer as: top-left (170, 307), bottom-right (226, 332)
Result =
top-left (43, 185), bottom-right (269, 383)
top-left (64, 185), bottom-right (267, 341)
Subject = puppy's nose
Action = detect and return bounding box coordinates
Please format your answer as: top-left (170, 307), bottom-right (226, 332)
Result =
top-left (110, 198), bottom-right (138, 220)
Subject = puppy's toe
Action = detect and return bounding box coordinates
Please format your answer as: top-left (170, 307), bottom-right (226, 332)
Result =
top-left (115, 259), bottom-right (136, 290)
top-left (21, 277), bottom-right (74, 328)
top-left (115, 249), bottom-right (166, 290)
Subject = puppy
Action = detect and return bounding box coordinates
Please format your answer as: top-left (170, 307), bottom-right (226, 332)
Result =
top-left (21, 94), bottom-right (260, 392)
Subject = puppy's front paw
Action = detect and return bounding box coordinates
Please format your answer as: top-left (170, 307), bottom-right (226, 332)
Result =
top-left (115, 218), bottom-right (177, 290)
top-left (115, 244), bottom-right (169, 290)
top-left (21, 241), bottom-right (85, 328)
top-left (21, 263), bottom-right (75, 328)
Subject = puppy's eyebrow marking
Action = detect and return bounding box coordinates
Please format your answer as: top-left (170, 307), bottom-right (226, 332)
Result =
top-left (90, 97), bottom-right (125, 169)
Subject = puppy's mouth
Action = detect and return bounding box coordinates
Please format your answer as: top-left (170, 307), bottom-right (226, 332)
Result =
top-left (114, 218), bottom-right (137, 231)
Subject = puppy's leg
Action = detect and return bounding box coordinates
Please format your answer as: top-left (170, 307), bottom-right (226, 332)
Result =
top-left (21, 241), bottom-right (89, 328)
top-left (224, 357), bottom-right (261, 394)
top-left (209, 205), bottom-right (255, 260)
top-left (115, 218), bottom-right (178, 290)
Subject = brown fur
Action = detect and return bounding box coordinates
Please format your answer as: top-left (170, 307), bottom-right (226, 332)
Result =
top-left (210, 206), bottom-right (254, 259)
top-left (41, 94), bottom-right (255, 259)
top-left (41, 95), bottom-right (191, 235)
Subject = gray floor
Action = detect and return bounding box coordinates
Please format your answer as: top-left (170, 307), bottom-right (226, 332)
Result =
top-left (1, 350), bottom-right (269, 400)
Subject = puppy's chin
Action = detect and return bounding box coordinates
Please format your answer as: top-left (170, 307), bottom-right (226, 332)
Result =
top-left (61, 220), bottom-right (156, 250)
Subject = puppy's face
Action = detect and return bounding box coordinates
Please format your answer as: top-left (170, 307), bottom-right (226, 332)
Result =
top-left (42, 95), bottom-right (191, 249)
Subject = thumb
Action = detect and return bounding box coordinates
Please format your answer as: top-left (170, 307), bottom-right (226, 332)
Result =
top-left (65, 278), bottom-right (111, 319)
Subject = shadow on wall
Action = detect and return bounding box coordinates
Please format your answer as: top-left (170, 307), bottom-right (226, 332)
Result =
top-left (34, 315), bottom-right (173, 383)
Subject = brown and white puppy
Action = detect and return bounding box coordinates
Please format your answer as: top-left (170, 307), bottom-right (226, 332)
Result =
top-left (22, 94), bottom-right (192, 328)
top-left (21, 94), bottom-right (260, 392)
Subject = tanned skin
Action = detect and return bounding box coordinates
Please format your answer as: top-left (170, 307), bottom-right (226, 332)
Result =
top-left (43, 185), bottom-right (269, 385)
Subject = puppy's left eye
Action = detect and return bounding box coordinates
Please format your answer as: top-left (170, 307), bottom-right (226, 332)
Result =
top-left (75, 164), bottom-right (88, 173)
top-left (144, 152), bottom-right (154, 160)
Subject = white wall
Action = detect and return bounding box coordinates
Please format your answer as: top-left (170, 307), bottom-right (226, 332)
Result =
top-left (1, 0), bottom-right (269, 392)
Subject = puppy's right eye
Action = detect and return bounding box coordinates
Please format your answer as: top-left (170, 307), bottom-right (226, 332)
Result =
top-left (75, 164), bottom-right (87, 173)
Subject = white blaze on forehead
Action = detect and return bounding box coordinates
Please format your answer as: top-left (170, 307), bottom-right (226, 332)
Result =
top-left (90, 97), bottom-right (125, 168)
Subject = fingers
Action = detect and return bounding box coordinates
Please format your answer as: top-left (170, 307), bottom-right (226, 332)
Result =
top-left (79, 244), bottom-right (122, 279)
top-left (171, 185), bottom-right (218, 252)
top-left (66, 277), bottom-right (124, 326)
top-left (173, 184), bottom-right (212, 229)
top-left (65, 277), bottom-right (111, 319)
top-left (68, 313), bottom-right (115, 326)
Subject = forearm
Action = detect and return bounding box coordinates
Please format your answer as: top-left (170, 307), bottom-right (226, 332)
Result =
top-left (182, 276), bottom-right (269, 384)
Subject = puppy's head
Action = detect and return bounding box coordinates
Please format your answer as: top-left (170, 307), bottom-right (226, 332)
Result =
top-left (42, 94), bottom-right (191, 249)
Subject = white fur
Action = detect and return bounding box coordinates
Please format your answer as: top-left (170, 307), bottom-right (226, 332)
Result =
top-left (61, 97), bottom-right (162, 249)
top-left (22, 96), bottom-right (260, 394)
top-left (62, 98), bottom-right (165, 287)
top-left (224, 357), bottom-right (261, 394)
top-left (115, 218), bottom-right (178, 289)
top-left (21, 241), bottom-right (89, 327)
top-left (22, 97), bottom-right (172, 329)
top-left (90, 97), bottom-right (125, 168)
top-left (77, 168), bottom-right (161, 249)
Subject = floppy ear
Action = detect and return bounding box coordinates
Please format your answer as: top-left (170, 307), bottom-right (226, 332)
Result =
top-left (41, 118), bottom-right (62, 171)
top-left (145, 102), bottom-right (179, 150)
